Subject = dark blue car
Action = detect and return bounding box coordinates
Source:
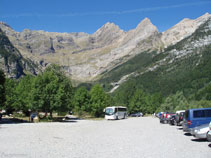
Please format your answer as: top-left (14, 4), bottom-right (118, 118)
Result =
top-left (183, 108), bottom-right (211, 133)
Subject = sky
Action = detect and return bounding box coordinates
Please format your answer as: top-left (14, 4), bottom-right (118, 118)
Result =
top-left (0, 0), bottom-right (211, 34)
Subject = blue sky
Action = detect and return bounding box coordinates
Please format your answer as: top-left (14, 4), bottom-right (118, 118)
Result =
top-left (0, 0), bottom-right (211, 33)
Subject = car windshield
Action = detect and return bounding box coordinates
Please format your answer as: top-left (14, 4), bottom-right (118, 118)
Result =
top-left (105, 108), bottom-right (114, 115)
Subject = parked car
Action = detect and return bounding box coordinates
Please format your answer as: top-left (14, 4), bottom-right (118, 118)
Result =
top-left (156, 112), bottom-right (163, 118)
top-left (206, 121), bottom-right (211, 142)
top-left (130, 112), bottom-right (143, 117)
top-left (192, 123), bottom-right (209, 139)
top-left (160, 112), bottom-right (175, 124)
top-left (176, 110), bottom-right (185, 114)
top-left (183, 108), bottom-right (211, 133)
top-left (175, 111), bottom-right (185, 126)
top-left (159, 112), bottom-right (167, 123)
top-left (168, 115), bottom-right (177, 125)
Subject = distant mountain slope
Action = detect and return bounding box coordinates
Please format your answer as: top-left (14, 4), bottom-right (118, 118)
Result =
top-left (1, 13), bottom-right (210, 82)
top-left (0, 28), bottom-right (40, 78)
top-left (99, 16), bottom-right (211, 97)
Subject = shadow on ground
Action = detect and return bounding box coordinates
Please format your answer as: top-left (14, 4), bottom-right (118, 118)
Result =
top-left (0, 118), bottom-right (29, 124)
top-left (184, 133), bottom-right (192, 136)
top-left (58, 117), bottom-right (81, 123)
top-left (0, 117), bottom-right (81, 124)
top-left (191, 138), bottom-right (208, 142)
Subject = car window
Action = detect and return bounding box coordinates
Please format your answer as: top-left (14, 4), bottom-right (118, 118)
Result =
top-left (184, 110), bottom-right (189, 119)
top-left (205, 109), bottom-right (211, 117)
top-left (193, 110), bottom-right (205, 118)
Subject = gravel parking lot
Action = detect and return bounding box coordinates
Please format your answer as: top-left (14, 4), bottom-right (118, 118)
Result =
top-left (0, 117), bottom-right (210, 158)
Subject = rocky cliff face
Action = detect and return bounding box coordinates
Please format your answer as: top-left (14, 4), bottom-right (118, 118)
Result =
top-left (0, 28), bottom-right (40, 78)
top-left (0, 13), bottom-right (210, 82)
top-left (161, 13), bottom-right (211, 47)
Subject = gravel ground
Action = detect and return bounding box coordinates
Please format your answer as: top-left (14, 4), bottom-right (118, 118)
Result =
top-left (0, 117), bottom-right (210, 158)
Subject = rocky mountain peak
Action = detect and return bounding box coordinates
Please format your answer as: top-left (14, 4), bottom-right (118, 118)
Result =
top-left (195, 12), bottom-right (211, 25)
top-left (0, 22), bottom-right (17, 38)
top-left (136, 18), bottom-right (151, 27)
top-left (161, 12), bottom-right (211, 47)
top-left (94, 22), bottom-right (123, 36)
top-left (136, 18), bottom-right (158, 32)
top-left (0, 22), bottom-right (12, 29)
top-left (93, 22), bottom-right (124, 46)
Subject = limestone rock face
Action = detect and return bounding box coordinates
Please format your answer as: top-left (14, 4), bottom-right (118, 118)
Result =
top-left (0, 13), bottom-right (210, 82)
top-left (161, 13), bottom-right (211, 47)
top-left (0, 28), bottom-right (40, 78)
top-left (93, 22), bottom-right (125, 46)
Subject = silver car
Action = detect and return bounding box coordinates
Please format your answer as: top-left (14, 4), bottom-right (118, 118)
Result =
top-left (206, 122), bottom-right (211, 142)
top-left (192, 123), bottom-right (209, 139)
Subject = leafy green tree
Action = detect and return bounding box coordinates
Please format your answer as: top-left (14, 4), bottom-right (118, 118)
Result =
top-left (55, 77), bottom-right (73, 113)
top-left (146, 93), bottom-right (163, 114)
top-left (195, 83), bottom-right (211, 101)
top-left (14, 75), bottom-right (35, 113)
top-left (4, 78), bottom-right (17, 114)
top-left (30, 65), bottom-right (73, 117)
top-left (0, 69), bottom-right (5, 109)
top-left (160, 95), bottom-right (175, 112)
top-left (72, 86), bottom-right (90, 116)
top-left (129, 89), bottom-right (148, 114)
top-left (160, 91), bottom-right (188, 112)
top-left (90, 84), bottom-right (112, 117)
top-left (114, 79), bottom-right (137, 107)
top-left (188, 100), bottom-right (211, 109)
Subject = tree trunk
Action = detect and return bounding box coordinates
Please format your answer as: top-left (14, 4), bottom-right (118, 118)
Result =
top-left (50, 111), bottom-right (53, 119)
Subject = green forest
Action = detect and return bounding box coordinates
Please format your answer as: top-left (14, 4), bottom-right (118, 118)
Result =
top-left (1, 62), bottom-right (211, 119)
top-left (0, 65), bottom-right (162, 118)
top-left (0, 65), bottom-right (116, 118)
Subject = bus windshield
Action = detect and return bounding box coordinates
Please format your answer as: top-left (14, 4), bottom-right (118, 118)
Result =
top-left (105, 108), bottom-right (114, 115)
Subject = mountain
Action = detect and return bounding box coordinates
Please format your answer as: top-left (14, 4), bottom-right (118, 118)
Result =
top-left (0, 13), bottom-right (210, 84)
top-left (161, 12), bottom-right (211, 47)
top-left (0, 17), bottom-right (162, 82)
top-left (0, 28), bottom-right (40, 78)
top-left (99, 13), bottom-right (211, 99)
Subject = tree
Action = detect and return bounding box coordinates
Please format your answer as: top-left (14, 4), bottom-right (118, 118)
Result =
top-left (4, 78), bottom-right (17, 114)
top-left (0, 69), bottom-right (5, 109)
top-left (90, 84), bottom-right (112, 117)
top-left (195, 83), bottom-right (211, 101)
top-left (30, 65), bottom-right (73, 117)
top-left (72, 86), bottom-right (90, 116)
top-left (114, 79), bottom-right (137, 107)
top-left (129, 89), bottom-right (148, 114)
top-left (160, 91), bottom-right (188, 112)
top-left (14, 75), bottom-right (35, 113)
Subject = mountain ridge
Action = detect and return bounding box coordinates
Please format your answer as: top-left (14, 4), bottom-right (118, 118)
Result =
top-left (100, 15), bottom-right (211, 94)
top-left (0, 13), bottom-right (210, 83)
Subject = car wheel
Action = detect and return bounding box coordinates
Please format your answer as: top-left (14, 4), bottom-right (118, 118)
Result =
top-left (207, 131), bottom-right (211, 142)
top-left (116, 116), bottom-right (119, 120)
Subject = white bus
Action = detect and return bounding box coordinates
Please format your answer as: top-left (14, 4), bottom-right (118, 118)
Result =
top-left (104, 106), bottom-right (127, 120)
